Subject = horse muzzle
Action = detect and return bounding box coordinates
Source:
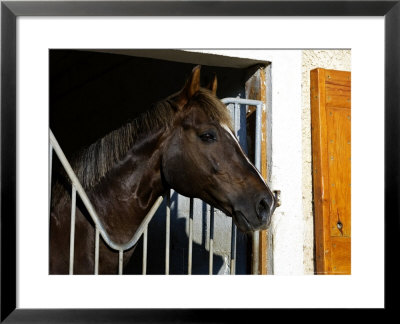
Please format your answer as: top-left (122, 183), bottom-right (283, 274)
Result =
top-left (232, 194), bottom-right (276, 233)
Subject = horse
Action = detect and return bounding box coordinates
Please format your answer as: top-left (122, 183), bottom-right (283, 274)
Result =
top-left (50, 65), bottom-right (277, 274)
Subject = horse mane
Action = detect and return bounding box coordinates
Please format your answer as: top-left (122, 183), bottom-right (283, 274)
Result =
top-left (72, 88), bottom-right (233, 189)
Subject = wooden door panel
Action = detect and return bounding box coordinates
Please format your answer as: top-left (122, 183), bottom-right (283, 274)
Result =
top-left (326, 85), bottom-right (351, 108)
top-left (331, 237), bottom-right (351, 274)
top-left (325, 70), bottom-right (351, 87)
top-left (311, 68), bottom-right (351, 275)
top-left (327, 107), bottom-right (351, 237)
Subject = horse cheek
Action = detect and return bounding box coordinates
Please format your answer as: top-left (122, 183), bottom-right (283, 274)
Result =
top-left (162, 147), bottom-right (185, 190)
top-left (163, 150), bottom-right (203, 197)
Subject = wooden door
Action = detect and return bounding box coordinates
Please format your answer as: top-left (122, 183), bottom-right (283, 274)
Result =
top-left (310, 68), bottom-right (351, 275)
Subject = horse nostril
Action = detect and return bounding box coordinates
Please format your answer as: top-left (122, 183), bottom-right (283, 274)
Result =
top-left (257, 198), bottom-right (270, 222)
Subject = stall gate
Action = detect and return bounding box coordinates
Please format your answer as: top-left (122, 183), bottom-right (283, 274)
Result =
top-left (49, 98), bottom-right (264, 275)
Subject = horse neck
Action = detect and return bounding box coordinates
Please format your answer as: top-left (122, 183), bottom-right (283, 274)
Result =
top-left (88, 128), bottom-right (167, 244)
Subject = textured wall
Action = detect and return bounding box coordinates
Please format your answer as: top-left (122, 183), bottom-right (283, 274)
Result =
top-left (301, 50), bottom-right (351, 274)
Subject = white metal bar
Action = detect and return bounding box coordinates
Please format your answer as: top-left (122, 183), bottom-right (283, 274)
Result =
top-left (69, 186), bottom-right (77, 275)
top-left (188, 198), bottom-right (194, 275)
top-left (234, 102), bottom-right (240, 134)
top-left (165, 190), bottom-right (171, 275)
top-left (230, 220), bottom-right (237, 275)
top-left (118, 250), bottom-right (123, 275)
top-left (230, 102), bottom-right (241, 275)
top-left (221, 98), bottom-right (263, 106)
top-left (142, 227), bottom-right (148, 275)
top-left (252, 103), bottom-right (262, 275)
top-left (49, 143), bottom-right (53, 217)
top-left (255, 103), bottom-right (262, 171)
top-left (50, 130), bottom-right (163, 252)
top-left (208, 207), bottom-right (214, 275)
top-left (94, 227), bottom-right (99, 275)
top-left (252, 231), bottom-right (260, 275)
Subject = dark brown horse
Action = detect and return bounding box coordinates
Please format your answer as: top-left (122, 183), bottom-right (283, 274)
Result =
top-left (50, 66), bottom-right (276, 274)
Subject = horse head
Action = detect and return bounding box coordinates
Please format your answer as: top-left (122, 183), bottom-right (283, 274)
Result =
top-left (161, 66), bottom-right (276, 233)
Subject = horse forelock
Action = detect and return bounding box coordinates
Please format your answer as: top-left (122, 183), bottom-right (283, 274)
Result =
top-left (72, 88), bottom-right (232, 189)
top-left (190, 89), bottom-right (233, 131)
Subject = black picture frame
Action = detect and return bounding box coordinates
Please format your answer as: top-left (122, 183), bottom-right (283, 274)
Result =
top-left (1, 0), bottom-right (398, 321)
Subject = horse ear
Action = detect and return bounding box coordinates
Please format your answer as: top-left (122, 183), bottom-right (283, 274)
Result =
top-left (176, 65), bottom-right (201, 108)
top-left (206, 74), bottom-right (218, 95)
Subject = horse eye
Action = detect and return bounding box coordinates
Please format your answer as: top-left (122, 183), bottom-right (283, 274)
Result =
top-left (199, 132), bottom-right (216, 142)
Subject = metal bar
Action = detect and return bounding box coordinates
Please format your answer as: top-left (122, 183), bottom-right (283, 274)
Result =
top-left (209, 206), bottom-right (214, 275)
top-left (94, 227), bottom-right (99, 275)
top-left (230, 102), bottom-right (240, 275)
top-left (188, 198), bottom-right (194, 275)
top-left (49, 143), bottom-right (53, 217)
top-left (142, 227), bottom-right (148, 275)
top-left (165, 190), bottom-right (171, 275)
top-left (252, 231), bottom-right (260, 275)
top-left (234, 102), bottom-right (240, 133)
top-left (69, 186), bottom-right (77, 275)
top-left (221, 98), bottom-right (263, 106)
top-left (255, 103), bottom-right (262, 171)
top-left (50, 130), bottom-right (163, 252)
top-left (252, 103), bottom-right (263, 275)
top-left (118, 250), bottom-right (123, 275)
top-left (230, 220), bottom-right (237, 275)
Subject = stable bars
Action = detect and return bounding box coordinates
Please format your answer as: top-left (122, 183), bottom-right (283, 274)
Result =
top-left (221, 98), bottom-right (263, 275)
top-left (49, 130), bottom-right (163, 275)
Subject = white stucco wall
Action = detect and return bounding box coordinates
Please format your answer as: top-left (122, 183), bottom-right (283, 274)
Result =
top-left (265, 51), bottom-right (304, 275)
top-left (301, 50), bottom-right (351, 274)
